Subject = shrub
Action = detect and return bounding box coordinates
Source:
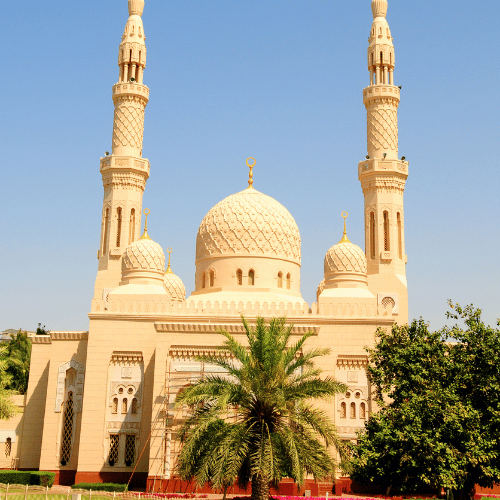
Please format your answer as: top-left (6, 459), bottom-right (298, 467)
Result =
top-left (29, 472), bottom-right (55, 488)
top-left (0, 471), bottom-right (32, 485)
top-left (72, 483), bottom-right (128, 492)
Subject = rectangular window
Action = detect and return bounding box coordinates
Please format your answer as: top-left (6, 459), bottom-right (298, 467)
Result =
top-left (109, 434), bottom-right (119, 466)
top-left (125, 435), bottom-right (135, 466)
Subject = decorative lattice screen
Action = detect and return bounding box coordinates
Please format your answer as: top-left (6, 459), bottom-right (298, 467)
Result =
top-left (60, 393), bottom-right (74, 463)
top-left (5, 438), bottom-right (11, 458)
top-left (109, 434), bottom-right (119, 465)
top-left (125, 435), bottom-right (135, 465)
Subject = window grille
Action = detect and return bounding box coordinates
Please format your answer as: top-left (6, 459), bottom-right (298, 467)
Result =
top-left (60, 392), bottom-right (74, 464)
top-left (382, 296), bottom-right (395, 312)
top-left (109, 434), bottom-right (119, 465)
top-left (5, 438), bottom-right (11, 458)
top-left (350, 402), bottom-right (356, 419)
top-left (131, 398), bottom-right (138, 414)
top-left (340, 402), bottom-right (346, 419)
top-left (116, 207), bottom-right (122, 248)
top-left (122, 398), bottom-right (128, 414)
top-left (112, 398), bottom-right (118, 414)
top-left (277, 272), bottom-right (283, 288)
top-left (383, 211), bottom-right (390, 251)
top-left (248, 270), bottom-right (255, 286)
top-left (125, 435), bottom-right (135, 466)
top-left (236, 269), bottom-right (242, 285)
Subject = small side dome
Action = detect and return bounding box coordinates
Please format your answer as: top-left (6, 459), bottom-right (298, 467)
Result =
top-left (324, 242), bottom-right (367, 275)
top-left (316, 278), bottom-right (325, 302)
top-left (120, 211), bottom-right (165, 286)
top-left (323, 212), bottom-right (367, 289)
top-left (163, 249), bottom-right (186, 301)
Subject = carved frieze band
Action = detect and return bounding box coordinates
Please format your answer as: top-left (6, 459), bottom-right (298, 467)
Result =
top-left (156, 323), bottom-right (320, 336)
top-left (102, 172), bottom-right (147, 191)
top-left (32, 331), bottom-right (89, 344)
top-left (336, 354), bottom-right (369, 369)
top-left (111, 351), bottom-right (144, 363)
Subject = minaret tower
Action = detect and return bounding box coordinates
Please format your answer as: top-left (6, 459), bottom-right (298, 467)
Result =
top-left (94, 0), bottom-right (150, 300)
top-left (358, 0), bottom-right (409, 323)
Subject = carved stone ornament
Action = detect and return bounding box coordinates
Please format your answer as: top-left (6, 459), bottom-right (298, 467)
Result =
top-left (55, 360), bottom-right (85, 413)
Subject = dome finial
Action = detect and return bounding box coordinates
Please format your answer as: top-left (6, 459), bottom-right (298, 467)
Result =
top-left (246, 157), bottom-right (256, 189)
top-left (166, 248), bottom-right (173, 273)
top-left (371, 0), bottom-right (388, 19)
top-left (140, 208), bottom-right (151, 240)
top-left (338, 211), bottom-right (351, 244)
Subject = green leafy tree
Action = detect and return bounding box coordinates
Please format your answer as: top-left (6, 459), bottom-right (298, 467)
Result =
top-left (5, 330), bottom-right (32, 394)
top-left (0, 344), bottom-right (21, 419)
top-left (348, 304), bottom-right (500, 500)
top-left (36, 323), bottom-right (50, 335)
top-left (175, 317), bottom-right (346, 500)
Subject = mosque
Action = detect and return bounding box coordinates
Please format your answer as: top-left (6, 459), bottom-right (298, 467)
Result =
top-left (0, 0), bottom-right (409, 490)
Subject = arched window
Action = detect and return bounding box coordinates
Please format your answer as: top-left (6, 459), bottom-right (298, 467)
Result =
top-left (116, 207), bottom-right (122, 248)
top-left (370, 212), bottom-right (375, 259)
top-left (202, 272), bottom-right (206, 289)
top-left (209, 270), bottom-right (215, 287)
top-left (129, 208), bottom-right (136, 245)
top-left (383, 211), bottom-right (390, 251)
top-left (131, 398), bottom-right (138, 414)
top-left (236, 269), bottom-right (242, 286)
top-left (277, 272), bottom-right (283, 288)
top-left (286, 273), bottom-right (291, 289)
top-left (5, 438), bottom-right (11, 458)
top-left (60, 391), bottom-right (74, 465)
top-left (360, 402), bottom-right (366, 419)
top-left (112, 398), bottom-right (118, 414)
top-left (350, 402), bottom-right (356, 419)
top-left (122, 398), bottom-right (128, 414)
top-left (248, 269), bottom-right (255, 286)
top-left (340, 402), bottom-right (346, 419)
top-left (397, 212), bottom-right (402, 259)
top-left (102, 208), bottom-right (110, 255)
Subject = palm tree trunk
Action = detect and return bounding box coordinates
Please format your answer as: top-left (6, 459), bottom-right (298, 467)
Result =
top-left (251, 474), bottom-right (269, 500)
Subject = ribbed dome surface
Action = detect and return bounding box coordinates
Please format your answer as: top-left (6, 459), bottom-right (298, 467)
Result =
top-left (163, 272), bottom-right (186, 301)
top-left (324, 242), bottom-right (367, 275)
top-left (316, 278), bottom-right (325, 300)
top-left (122, 238), bottom-right (165, 272)
top-left (196, 187), bottom-right (301, 264)
top-left (371, 0), bottom-right (388, 18)
top-left (128, 0), bottom-right (144, 16)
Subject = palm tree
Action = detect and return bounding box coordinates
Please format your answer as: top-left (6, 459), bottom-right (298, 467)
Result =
top-left (0, 344), bottom-right (21, 419)
top-left (5, 330), bottom-right (32, 394)
top-left (175, 317), bottom-right (346, 500)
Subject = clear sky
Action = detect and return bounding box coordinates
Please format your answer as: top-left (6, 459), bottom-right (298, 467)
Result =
top-left (1, 0), bottom-right (499, 333)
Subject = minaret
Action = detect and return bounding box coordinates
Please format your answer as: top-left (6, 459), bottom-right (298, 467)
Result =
top-left (358, 0), bottom-right (409, 323)
top-left (94, 0), bottom-right (151, 301)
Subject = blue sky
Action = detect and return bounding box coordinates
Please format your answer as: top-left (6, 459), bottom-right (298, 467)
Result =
top-left (1, 0), bottom-right (499, 332)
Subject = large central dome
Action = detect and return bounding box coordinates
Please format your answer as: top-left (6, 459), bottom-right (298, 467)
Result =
top-left (196, 187), bottom-right (301, 264)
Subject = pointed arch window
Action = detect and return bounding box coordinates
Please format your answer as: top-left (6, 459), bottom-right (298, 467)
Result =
top-left (286, 273), bottom-right (291, 289)
top-left (277, 272), bottom-right (283, 288)
top-left (236, 269), bottom-right (242, 286)
top-left (102, 208), bottom-right (110, 256)
top-left (202, 272), bottom-right (206, 289)
top-left (383, 211), bottom-right (390, 251)
top-left (397, 212), bottom-right (402, 259)
top-left (129, 208), bottom-right (136, 245)
top-left (131, 398), bottom-right (138, 414)
top-left (209, 270), bottom-right (215, 287)
top-left (370, 212), bottom-right (375, 259)
top-left (112, 398), bottom-right (118, 414)
top-left (116, 207), bottom-right (122, 248)
top-left (350, 402), bottom-right (356, 419)
top-left (360, 402), bottom-right (366, 419)
top-left (340, 402), bottom-right (346, 419)
top-left (248, 269), bottom-right (255, 286)
top-left (5, 438), bottom-right (11, 458)
top-left (122, 398), bottom-right (128, 414)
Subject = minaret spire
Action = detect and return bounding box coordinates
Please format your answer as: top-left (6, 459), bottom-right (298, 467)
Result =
top-left (93, 0), bottom-right (151, 302)
top-left (358, 0), bottom-right (409, 324)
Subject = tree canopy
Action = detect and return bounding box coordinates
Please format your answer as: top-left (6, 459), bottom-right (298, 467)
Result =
top-left (348, 303), bottom-right (500, 500)
top-left (175, 317), bottom-right (346, 500)
top-left (4, 330), bottom-right (32, 394)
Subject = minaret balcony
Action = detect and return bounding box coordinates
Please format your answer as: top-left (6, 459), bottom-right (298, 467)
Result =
top-left (358, 158), bottom-right (408, 179)
top-left (100, 155), bottom-right (150, 177)
top-left (112, 82), bottom-right (149, 101)
top-left (363, 84), bottom-right (400, 106)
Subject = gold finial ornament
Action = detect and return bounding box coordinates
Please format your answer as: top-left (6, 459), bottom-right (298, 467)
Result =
top-left (338, 211), bottom-right (351, 244)
top-left (140, 208), bottom-right (151, 240)
top-left (246, 157), bottom-right (256, 188)
top-left (166, 248), bottom-right (173, 273)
